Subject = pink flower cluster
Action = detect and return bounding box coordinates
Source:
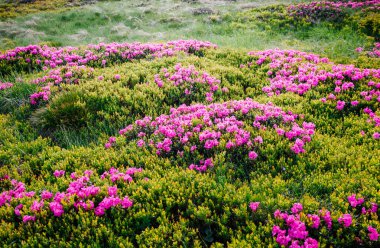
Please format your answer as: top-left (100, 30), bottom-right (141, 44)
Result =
top-left (249, 202), bottom-right (260, 212)
top-left (289, 0), bottom-right (380, 10)
top-left (347, 194), bottom-right (364, 208)
top-left (273, 203), bottom-right (318, 247)
top-left (154, 63), bottom-right (223, 102)
top-left (288, 1), bottom-right (380, 23)
top-left (109, 98), bottom-right (315, 171)
top-left (271, 196), bottom-right (380, 247)
top-left (0, 40), bottom-right (217, 75)
top-left (0, 82), bottom-right (13, 91)
top-left (30, 84), bottom-right (51, 105)
top-left (0, 168), bottom-right (141, 223)
top-left (246, 49), bottom-right (380, 139)
top-left (31, 65), bottom-right (94, 86)
top-left (356, 43), bottom-right (380, 58)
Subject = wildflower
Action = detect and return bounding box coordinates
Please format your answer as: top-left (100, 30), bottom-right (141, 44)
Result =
top-left (53, 170), bottom-right (65, 178)
top-left (49, 202), bottom-right (64, 217)
top-left (368, 226), bottom-right (379, 241)
top-left (30, 200), bottom-right (44, 212)
top-left (249, 202), bottom-right (260, 212)
top-left (121, 196), bottom-right (133, 209)
top-left (22, 215), bottom-right (36, 223)
top-left (351, 100), bottom-right (359, 106)
top-left (291, 203), bottom-right (303, 214)
top-left (114, 74), bottom-right (121, 80)
top-left (94, 206), bottom-right (105, 216)
top-left (108, 186), bottom-right (118, 197)
top-left (338, 214), bottom-right (352, 228)
top-left (14, 204), bottom-right (23, 216)
top-left (41, 190), bottom-right (53, 200)
top-left (248, 151), bottom-right (258, 160)
top-left (373, 132), bottom-right (380, 139)
top-left (347, 194), bottom-right (365, 207)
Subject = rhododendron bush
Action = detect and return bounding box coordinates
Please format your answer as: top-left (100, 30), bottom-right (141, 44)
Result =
top-left (0, 36), bottom-right (379, 246)
top-left (107, 99), bottom-right (315, 173)
top-left (245, 49), bottom-right (380, 138)
top-left (287, 0), bottom-right (380, 23)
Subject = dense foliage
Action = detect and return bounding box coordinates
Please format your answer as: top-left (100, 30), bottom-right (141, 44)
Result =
top-left (0, 1), bottom-right (380, 247)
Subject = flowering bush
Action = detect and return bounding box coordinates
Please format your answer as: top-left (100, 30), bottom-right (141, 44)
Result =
top-left (0, 81), bottom-right (13, 91)
top-left (0, 37), bottom-right (379, 246)
top-left (0, 40), bottom-right (217, 76)
top-left (246, 48), bottom-right (380, 138)
top-left (153, 63), bottom-right (227, 105)
top-left (0, 167), bottom-right (140, 222)
top-left (28, 65), bottom-right (94, 105)
top-left (271, 195), bottom-right (379, 247)
top-left (287, 1), bottom-right (380, 24)
top-left (108, 98), bottom-right (315, 172)
top-left (356, 42), bottom-right (380, 58)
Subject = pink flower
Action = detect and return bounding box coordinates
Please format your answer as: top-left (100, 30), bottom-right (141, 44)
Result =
top-left (371, 203), bottom-right (378, 213)
top-left (41, 190), bottom-right (53, 200)
top-left (291, 203), bottom-right (303, 214)
top-left (108, 186), bottom-right (118, 196)
top-left (373, 132), bottom-right (380, 139)
top-left (347, 194), bottom-right (364, 207)
top-left (114, 74), bottom-right (121, 80)
top-left (137, 139), bottom-right (145, 147)
top-left (98, 75), bottom-right (104, 81)
top-left (336, 100), bottom-right (345, 111)
top-left (23, 215), bottom-right (36, 223)
top-left (351, 100), bottom-right (359, 106)
top-left (105, 142), bottom-right (112, 149)
top-left (249, 202), bottom-right (260, 212)
top-left (338, 214), bottom-right (352, 228)
top-left (109, 137), bottom-right (116, 143)
top-left (320, 209), bottom-right (332, 229)
top-left (248, 151), bottom-right (258, 160)
top-left (53, 170), bottom-right (65, 178)
top-left (30, 200), bottom-right (44, 212)
top-left (368, 226), bottom-right (379, 241)
top-left (94, 206), bottom-right (105, 216)
top-left (308, 214), bottom-right (320, 229)
top-left (121, 196), bottom-right (133, 209)
top-left (355, 47), bottom-right (363, 53)
top-left (49, 202), bottom-right (64, 217)
top-left (14, 204), bottom-right (23, 216)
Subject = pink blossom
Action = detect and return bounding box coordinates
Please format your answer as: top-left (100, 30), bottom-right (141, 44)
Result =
top-left (373, 132), bottom-right (380, 139)
top-left (368, 226), bottom-right (379, 241)
top-left (23, 215), bottom-right (36, 223)
top-left (248, 151), bottom-right (258, 160)
top-left (53, 170), bottom-right (65, 178)
top-left (338, 214), bottom-right (352, 228)
top-left (49, 201), bottom-right (64, 217)
top-left (347, 194), bottom-right (365, 207)
top-left (108, 186), bottom-right (118, 196)
top-left (41, 190), bottom-right (53, 200)
top-left (121, 196), bottom-right (133, 209)
top-left (291, 203), bottom-right (303, 214)
top-left (249, 202), bottom-right (260, 212)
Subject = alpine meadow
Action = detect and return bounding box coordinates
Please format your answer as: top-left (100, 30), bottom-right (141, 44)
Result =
top-left (0, 0), bottom-right (380, 247)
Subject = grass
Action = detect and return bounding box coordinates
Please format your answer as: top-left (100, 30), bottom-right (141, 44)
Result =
top-left (0, 0), bottom-right (373, 63)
